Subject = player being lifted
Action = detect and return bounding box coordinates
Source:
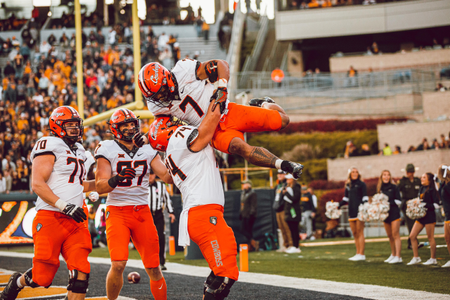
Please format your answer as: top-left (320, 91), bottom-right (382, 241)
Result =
top-left (95, 108), bottom-right (172, 300)
top-left (0, 106), bottom-right (96, 300)
top-left (146, 98), bottom-right (237, 300)
top-left (136, 59), bottom-right (303, 178)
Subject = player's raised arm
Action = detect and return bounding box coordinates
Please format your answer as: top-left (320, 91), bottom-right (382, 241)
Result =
top-left (150, 154), bottom-right (173, 184)
top-left (196, 59), bottom-right (229, 82)
top-left (189, 101), bottom-right (221, 152)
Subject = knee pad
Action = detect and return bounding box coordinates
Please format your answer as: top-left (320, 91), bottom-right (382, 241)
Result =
top-left (204, 275), bottom-right (235, 300)
top-left (24, 268), bottom-right (42, 288)
top-left (67, 270), bottom-right (89, 294)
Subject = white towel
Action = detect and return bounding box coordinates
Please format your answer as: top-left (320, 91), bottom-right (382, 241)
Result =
top-left (178, 208), bottom-right (191, 247)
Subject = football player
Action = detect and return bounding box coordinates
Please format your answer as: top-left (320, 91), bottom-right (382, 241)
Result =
top-left (0, 106), bottom-right (96, 300)
top-left (148, 100), bottom-right (237, 300)
top-left (136, 60), bottom-right (303, 179)
top-left (95, 108), bottom-right (172, 300)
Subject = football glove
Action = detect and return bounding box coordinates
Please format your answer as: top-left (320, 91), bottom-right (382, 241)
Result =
top-left (88, 191), bottom-right (99, 202)
top-left (210, 86), bottom-right (228, 114)
top-left (132, 132), bottom-right (147, 148)
top-left (108, 167), bottom-right (136, 188)
top-left (63, 204), bottom-right (87, 223)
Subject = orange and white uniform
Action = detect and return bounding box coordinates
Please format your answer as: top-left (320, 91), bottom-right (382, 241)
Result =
top-left (166, 125), bottom-right (239, 281)
top-left (95, 140), bottom-right (160, 268)
top-left (30, 136), bottom-right (91, 287)
top-left (146, 59), bottom-right (282, 154)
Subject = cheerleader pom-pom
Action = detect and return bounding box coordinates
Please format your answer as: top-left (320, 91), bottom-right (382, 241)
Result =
top-left (325, 201), bottom-right (342, 219)
top-left (406, 197), bottom-right (427, 219)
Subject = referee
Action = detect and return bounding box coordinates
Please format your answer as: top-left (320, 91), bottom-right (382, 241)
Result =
top-left (149, 170), bottom-right (175, 271)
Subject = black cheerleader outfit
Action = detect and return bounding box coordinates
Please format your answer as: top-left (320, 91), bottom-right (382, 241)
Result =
top-left (380, 182), bottom-right (401, 224)
top-left (417, 186), bottom-right (439, 225)
top-left (340, 179), bottom-right (368, 221)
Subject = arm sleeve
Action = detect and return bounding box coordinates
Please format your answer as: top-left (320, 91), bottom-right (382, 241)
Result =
top-left (394, 186), bottom-right (401, 203)
top-left (432, 190), bottom-right (440, 205)
top-left (283, 187), bottom-right (294, 203)
top-left (361, 182), bottom-right (368, 202)
top-left (339, 186), bottom-right (349, 208)
top-left (292, 184), bottom-right (301, 204)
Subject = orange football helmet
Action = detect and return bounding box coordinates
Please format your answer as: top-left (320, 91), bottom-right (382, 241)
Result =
top-left (108, 109), bottom-right (139, 141)
top-left (138, 62), bottom-right (178, 107)
top-left (148, 116), bottom-right (185, 151)
top-left (49, 106), bottom-right (83, 143)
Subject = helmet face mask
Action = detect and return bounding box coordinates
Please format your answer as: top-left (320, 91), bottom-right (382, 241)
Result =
top-left (109, 109), bottom-right (140, 142)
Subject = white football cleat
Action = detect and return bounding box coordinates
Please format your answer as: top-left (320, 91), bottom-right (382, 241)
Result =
top-left (384, 255), bottom-right (394, 263)
top-left (285, 246), bottom-right (301, 254)
top-left (389, 256), bottom-right (402, 264)
top-left (422, 258), bottom-right (437, 266)
top-left (407, 257), bottom-right (422, 265)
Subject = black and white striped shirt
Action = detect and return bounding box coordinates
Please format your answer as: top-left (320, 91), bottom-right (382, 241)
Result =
top-left (149, 181), bottom-right (174, 214)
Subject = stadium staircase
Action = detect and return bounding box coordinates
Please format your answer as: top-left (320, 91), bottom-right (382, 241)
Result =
top-left (177, 36), bottom-right (227, 62)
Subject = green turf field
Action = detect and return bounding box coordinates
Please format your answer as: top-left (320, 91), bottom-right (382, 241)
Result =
top-left (2, 237), bottom-right (449, 294)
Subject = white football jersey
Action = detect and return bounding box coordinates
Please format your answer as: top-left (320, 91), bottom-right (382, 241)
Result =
top-left (165, 125), bottom-right (224, 209)
top-left (95, 140), bottom-right (158, 206)
top-left (84, 151), bottom-right (95, 180)
top-left (31, 136), bottom-right (87, 212)
top-left (147, 59), bottom-right (226, 126)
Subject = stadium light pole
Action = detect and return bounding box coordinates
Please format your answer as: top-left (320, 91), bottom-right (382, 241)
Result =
top-left (75, 0), bottom-right (84, 119)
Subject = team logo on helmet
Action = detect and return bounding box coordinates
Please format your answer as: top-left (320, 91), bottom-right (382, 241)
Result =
top-left (150, 118), bottom-right (164, 141)
top-left (36, 223), bottom-right (42, 232)
top-left (150, 64), bottom-right (160, 84)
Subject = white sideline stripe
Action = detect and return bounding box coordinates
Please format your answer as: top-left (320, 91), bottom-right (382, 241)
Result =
top-left (0, 251), bottom-right (447, 300)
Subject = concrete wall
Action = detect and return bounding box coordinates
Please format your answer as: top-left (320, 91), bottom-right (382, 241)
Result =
top-left (276, 0), bottom-right (450, 41)
top-left (330, 49), bottom-right (450, 73)
top-left (327, 149), bottom-right (450, 181)
top-left (377, 119), bottom-right (450, 152)
top-left (423, 91), bottom-right (450, 120)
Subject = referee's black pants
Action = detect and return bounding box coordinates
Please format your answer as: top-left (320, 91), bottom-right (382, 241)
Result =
top-left (153, 210), bottom-right (166, 266)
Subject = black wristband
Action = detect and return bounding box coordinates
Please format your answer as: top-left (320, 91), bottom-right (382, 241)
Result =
top-left (108, 176), bottom-right (119, 188)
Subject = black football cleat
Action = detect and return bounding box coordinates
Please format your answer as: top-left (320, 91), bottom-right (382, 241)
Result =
top-left (248, 97), bottom-right (275, 107)
top-left (0, 272), bottom-right (23, 300)
top-left (289, 162), bottom-right (304, 179)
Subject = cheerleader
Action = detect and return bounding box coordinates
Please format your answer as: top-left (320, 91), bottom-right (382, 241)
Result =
top-left (438, 165), bottom-right (450, 268)
top-left (340, 167), bottom-right (368, 261)
top-left (407, 173), bottom-right (440, 265)
top-left (377, 170), bottom-right (402, 264)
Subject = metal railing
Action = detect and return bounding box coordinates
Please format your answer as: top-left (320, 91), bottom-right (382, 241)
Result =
top-left (234, 68), bottom-right (436, 112)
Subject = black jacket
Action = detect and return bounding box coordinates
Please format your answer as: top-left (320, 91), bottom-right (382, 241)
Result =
top-left (380, 182), bottom-right (401, 216)
top-left (419, 186), bottom-right (439, 210)
top-left (240, 189), bottom-right (257, 219)
top-left (397, 176), bottom-right (421, 210)
top-left (283, 182), bottom-right (302, 222)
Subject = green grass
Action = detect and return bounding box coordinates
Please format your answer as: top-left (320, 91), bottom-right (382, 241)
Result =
top-left (2, 238), bottom-right (450, 294)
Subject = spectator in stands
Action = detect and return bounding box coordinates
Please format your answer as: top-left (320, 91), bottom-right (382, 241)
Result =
top-left (344, 140), bottom-right (358, 158)
top-left (393, 145), bottom-right (402, 154)
top-left (240, 180), bottom-right (259, 251)
top-left (202, 20), bottom-right (210, 41)
top-left (108, 28), bottom-right (117, 45)
top-left (158, 32), bottom-right (169, 51)
top-left (195, 16), bottom-right (203, 37)
top-left (382, 143), bottom-right (392, 156)
top-left (346, 66), bottom-right (358, 87)
top-left (40, 41), bottom-right (51, 56)
top-left (308, 0), bottom-right (320, 8)
top-left (416, 138), bottom-right (430, 151)
top-left (47, 34), bottom-right (56, 46)
top-left (4, 61), bottom-right (15, 78)
top-left (282, 174), bottom-right (301, 253)
top-left (0, 171), bottom-right (7, 193)
top-left (159, 48), bottom-right (173, 70)
top-left (173, 42), bottom-right (181, 66)
top-left (124, 23), bottom-right (132, 44)
top-left (407, 173), bottom-right (439, 266)
top-left (340, 167), bottom-right (368, 261)
top-left (431, 139), bottom-right (440, 150)
top-left (97, 30), bottom-right (105, 45)
top-left (14, 50), bottom-right (24, 79)
top-left (440, 134), bottom-right (448, 149)
top-left (359, 144), bottom-right (371, 156)
top-left (435, 83), bottom-right (448, 92)
top-left (378, 170), bottom-right (402, 264)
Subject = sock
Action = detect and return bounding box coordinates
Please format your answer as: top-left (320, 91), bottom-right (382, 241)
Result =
top-left (275, 159), bottom-right (283, 169)
top-left (16, 277), bottom-right (23, 288)
top-left (150, 277), bottom-right (167, 300)
top-left (281, 161), bottom-right (294, 173)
